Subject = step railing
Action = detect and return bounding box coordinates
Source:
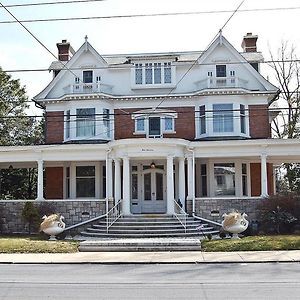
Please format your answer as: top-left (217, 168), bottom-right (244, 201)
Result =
top-left (106, 199), bottom-right (122, 233)
top-left (173, 200), bottom-right (188, 233)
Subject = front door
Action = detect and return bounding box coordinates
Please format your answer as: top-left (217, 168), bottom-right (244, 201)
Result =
top-left (142, 169), bottom-right (166, 213)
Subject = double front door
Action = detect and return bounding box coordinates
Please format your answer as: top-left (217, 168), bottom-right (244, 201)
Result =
top-left (142, 168), bottom-right (166, 213)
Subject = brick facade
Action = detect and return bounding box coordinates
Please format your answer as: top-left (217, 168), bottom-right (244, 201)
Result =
top-left (114, 107), bottom-right (195, 140)
top-left (249, 105), bottom-right (270, 139)
top-left (45, 111), bottom-right (64, 144)
top-left (250, 163), bottom-right (274, 196)
top-left (45, 167), bottom-right (64, 199)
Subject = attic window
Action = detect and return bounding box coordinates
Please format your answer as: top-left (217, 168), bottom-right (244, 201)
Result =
top-left (83, 70), bottom-right (93, 83)
top-left (216, 65), bottom-right (226, 77)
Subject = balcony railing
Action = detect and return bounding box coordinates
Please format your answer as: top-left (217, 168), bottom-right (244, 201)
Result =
top-left (64, 82), bottom-right (113, 95)
top-left (196, 76), bottom-right (248, 90)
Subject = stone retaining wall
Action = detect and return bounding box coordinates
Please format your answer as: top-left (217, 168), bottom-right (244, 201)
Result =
top-left (186, 197), bottom-right (261, 223)
top-left (0, 200), bottom-right (108, 234)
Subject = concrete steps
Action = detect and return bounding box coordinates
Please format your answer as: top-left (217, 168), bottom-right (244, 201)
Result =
top-left (80, 215), bottom-right (220, 241)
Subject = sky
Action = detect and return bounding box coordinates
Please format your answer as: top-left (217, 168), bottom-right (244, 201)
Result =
top-left (0, 0), bottom-right (300, 115)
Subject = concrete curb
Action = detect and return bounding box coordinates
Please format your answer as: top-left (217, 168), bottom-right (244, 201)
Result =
top-left (0, 250), bottom-right (299, 264)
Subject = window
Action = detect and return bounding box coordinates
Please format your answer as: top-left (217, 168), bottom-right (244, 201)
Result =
top-left (75, 77), bottom-right (80, 84)
top-left (96, 76), bottom-right (101, 82)
top-left (83, 70), bottom-right (93, 83)
top-left (66, 167), bottom-right (70, 198)
top-left (135, 63), bottom-right (143, 84)
top-left (164, 62), bottom-right (172, 83)
top-left (213, 104), bottom-right (233, 133)
top-left (102, 165), bottom-right (106, 198)
top-left (149, 117), bottom-right (161, 136)
top-left (242, 163), bottom-right (248, 196)
top-left (199, 105), bottom-right (206, 134)
top-left (103, 108), bottom-right (110, 137)
top-left (145, 63), bottom-right (153, 84)
top-left (164, 117), bottom-right (174, 131)
top-left (136, 117), bottom-right (145, 132)
top-left (154, 63), bottom-right (161, 84)
top-left (65, 110), bottom-right (70, 139)
top-left (240, 104), bottom-right (246, 134)
top-left (207, 71), bottom-right (213, 77)
top-left (131, 166), bottom-right (138, 199)
top-left (214, 163), bottom-right (235, 196)
top-left (76, 108), bottom-right (95, 137)
top-left (216, 65), bottom-right (226, 77)
top-left (200, 164), bottom-right (207, 197)
top-left (76, 166), bottom-right (95, 197)
top-left (230, 70), bottom-right (235, 76)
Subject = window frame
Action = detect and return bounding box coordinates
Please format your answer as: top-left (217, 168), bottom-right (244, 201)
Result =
top-left (82, 70), bottom-right (93, 83)
top-left (76, 107), bottom-right (96, 138)
top-left (213, 103), bottom-right (234, 133)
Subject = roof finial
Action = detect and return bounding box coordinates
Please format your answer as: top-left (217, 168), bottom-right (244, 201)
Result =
top-left (84, 35), bottom-right (88, 51)
top-left (219, 29), bottom-right (223, 45)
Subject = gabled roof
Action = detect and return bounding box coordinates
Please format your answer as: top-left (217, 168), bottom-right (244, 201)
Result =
top-left (34, 39), bottom-right (107, 100)
top-left (197, 32), bottom-right (278, 91)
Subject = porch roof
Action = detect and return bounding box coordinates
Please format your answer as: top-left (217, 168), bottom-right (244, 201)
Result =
top-left (0, 138), bottom-right (300, 165)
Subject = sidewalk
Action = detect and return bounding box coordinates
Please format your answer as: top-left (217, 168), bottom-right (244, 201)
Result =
top-left (0, 250), bottom-right (299, 264)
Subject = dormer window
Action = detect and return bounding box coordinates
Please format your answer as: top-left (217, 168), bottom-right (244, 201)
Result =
top-left (216, 65), bottom-right (226, 77)
top-left (133, 62), bottom-right (174, 87)
top-left (83, 70), bottom-right (93, 83)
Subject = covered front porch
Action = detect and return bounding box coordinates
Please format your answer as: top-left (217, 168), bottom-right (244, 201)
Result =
top-left (1, 138), bottom-right (300, 222)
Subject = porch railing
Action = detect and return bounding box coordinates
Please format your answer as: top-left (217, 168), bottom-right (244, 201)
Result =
top-left (106, 199), bottom-right (122, 233)
top-left (173, 199), bottom-right (188, 233)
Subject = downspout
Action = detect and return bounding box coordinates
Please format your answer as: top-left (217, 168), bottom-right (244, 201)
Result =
top-left (187, 147), bottom-right (195, 214)
top-left (105, 148), bottom-right (112, 216)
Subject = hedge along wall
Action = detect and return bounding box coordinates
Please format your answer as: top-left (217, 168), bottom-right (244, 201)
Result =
top-left (0, 200), bottom-right (108, 234)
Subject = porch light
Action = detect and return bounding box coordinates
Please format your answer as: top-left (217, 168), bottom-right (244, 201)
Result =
top-left (150, 162), bottom-right (156, 169)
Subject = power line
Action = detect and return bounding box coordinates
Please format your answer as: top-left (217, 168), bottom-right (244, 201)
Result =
top-left (0, 106), bottom-right (292, 120)
top-left (3, 59), bottom-right (300, 73)
top-left (3, 0), bottom-right (105, 8)
top-left (1, 6), bottom-right (300, 24)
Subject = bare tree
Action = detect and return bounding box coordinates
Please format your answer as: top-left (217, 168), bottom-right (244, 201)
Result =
top-left (269, 42), bottom-right (300, 193)
top-left (269, 42), bottom-right (300, 139)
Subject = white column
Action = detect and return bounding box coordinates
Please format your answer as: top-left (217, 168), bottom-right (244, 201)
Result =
top-left (187, 156), bottom-right (193, 200)
top-left (36, 159), bottom-right (44, 201)
top-left (167, 156), bottom-right (175, 215)
top-left (114, 158), bottom-right (121, 205)
top-left (261, 154), bottom-right (268, 197)
top-left (178, 157), bottom-right (185, 210)
top-left (106, 158), bottom-right (113, 200)
top-left (122, 156), bottom-right (131, 215)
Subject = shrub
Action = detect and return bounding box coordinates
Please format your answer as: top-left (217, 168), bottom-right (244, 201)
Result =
top-left (257, 194), bottom-right (299, 234)
top-left (22, 202), bottom-right (40, 234)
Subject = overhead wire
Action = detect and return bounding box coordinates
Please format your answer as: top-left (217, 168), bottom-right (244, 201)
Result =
top-left (1, 6), bottom-right (300, 24)
top-left (3, 0), bottom-right (106, 8)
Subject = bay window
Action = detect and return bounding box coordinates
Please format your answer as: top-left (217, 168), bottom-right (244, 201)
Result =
top-left (76, 108), bottom-right (95, 137)
top-left (213, 104), bottom-right (233, 133)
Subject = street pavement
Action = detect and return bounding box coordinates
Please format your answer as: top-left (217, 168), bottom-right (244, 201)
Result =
top-left (0, 250), bottom-right (299, 264)
top-left (0, 263), bottom-right (299, 299)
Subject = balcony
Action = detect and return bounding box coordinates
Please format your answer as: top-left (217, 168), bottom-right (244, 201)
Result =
top-left (195, 76), bottom-right (248, 90)
top-left (64, 83), bottom-right (113, 95)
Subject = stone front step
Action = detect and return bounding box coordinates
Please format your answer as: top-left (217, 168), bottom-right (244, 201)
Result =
top-left (79, 238), bottom-right (202, 252)
top-left (79, 215), bottom-right (220, 242)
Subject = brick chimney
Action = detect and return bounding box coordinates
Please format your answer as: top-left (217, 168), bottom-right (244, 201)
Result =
top-left (56, 39), bottom-right (75, 61)
top-left (241, 33), bottom-right (258, 52)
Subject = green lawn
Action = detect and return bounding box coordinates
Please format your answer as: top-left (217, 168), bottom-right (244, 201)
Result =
top-left (202, 235), bottom-right (300, 252)
top-left (0, 236), bottom-right (79, 253)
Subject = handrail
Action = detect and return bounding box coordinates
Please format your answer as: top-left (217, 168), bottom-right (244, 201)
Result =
top-left (64, 213), bottom-right (107, 232)
top-left (173, 200), bottom-right (188, 233)
top-left (106, 199), bottom-right (122, 233)
top-left (192, 213), bottom-right (222, 227)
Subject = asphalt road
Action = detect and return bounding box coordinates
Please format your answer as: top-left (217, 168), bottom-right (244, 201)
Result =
top-left (0, 263), bottom-right (299, 299)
